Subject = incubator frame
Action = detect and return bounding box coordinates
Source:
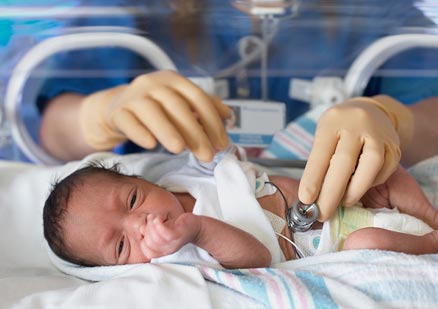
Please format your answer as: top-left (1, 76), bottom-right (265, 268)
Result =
top-left (4, 32), bottom-right (177, 164)
top-left (4, 32), bottom-right (438, 164)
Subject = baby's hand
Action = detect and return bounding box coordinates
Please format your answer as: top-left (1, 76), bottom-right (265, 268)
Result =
top-left (140, 213), bottom-right (201, 259)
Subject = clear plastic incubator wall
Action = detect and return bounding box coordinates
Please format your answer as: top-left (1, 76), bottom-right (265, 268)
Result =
top-left (1, 0), bottom-right (437, 163)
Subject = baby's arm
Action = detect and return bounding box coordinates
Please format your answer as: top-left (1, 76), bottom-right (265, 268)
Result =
top-left (141, 213), bottom-right (272, 269)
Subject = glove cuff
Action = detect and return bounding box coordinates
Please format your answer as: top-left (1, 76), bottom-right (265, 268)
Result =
top-left (79, 89), bottom-right (126, 150)
top-left (354, 95), bottom-right (414, 150)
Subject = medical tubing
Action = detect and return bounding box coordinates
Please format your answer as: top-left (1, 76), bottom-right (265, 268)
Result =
top-left (264, 181), bottom-right (306, 258)
top-left (5, 32), bottom-right (177, 164)
top-left (344, 34), bottom-right (438, 98)
top-left (214, 19), bottom-right (279, 79)
top-left (275, 232), bottom-right (305, 259)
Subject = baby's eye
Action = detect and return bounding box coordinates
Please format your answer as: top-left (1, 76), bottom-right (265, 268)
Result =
top-left (130, 191), bottom-right (137, 209)
top-left (118, 237), bottom-right (125, 256)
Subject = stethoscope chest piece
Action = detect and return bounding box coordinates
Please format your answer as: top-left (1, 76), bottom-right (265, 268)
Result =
top-left (287, 200), bottom-right (320, 233)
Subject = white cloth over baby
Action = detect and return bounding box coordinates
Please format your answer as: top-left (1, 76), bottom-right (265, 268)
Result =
top-left (152, 151), bottom-right (285, 267)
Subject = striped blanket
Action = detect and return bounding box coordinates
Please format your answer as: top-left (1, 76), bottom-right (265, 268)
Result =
top-left (260, 103), bottom-right (328, 160)
top-left (200, 250), bottom-right (438, 308)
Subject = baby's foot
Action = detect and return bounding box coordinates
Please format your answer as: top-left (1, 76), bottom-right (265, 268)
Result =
top-left (422, 230), bottom-right (438, 254)
top-left (362, 165), bottom-right (438, 229)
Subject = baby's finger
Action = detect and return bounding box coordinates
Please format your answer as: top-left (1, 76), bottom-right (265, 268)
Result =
top-left (140, 240), bottom-right (163, 259)
top-left (144, 215), bottom-right (168, 245)
top-left (152, 216), bottom-right (180, 242)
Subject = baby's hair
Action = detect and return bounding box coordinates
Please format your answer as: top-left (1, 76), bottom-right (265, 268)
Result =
top-left (43, 160), bottom-right (139, 267)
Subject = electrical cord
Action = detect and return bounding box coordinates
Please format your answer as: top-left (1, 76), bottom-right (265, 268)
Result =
top-left (264, 181), bottom-right (306, 259)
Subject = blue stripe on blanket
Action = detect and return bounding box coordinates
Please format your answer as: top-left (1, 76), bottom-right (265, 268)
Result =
top-left (199, 267), bottom-right (271, 307)
top-left (266, 268), bottom-right (295, 305)
top-left (261, 115), bottom-right (317, 160)
top-left (296, 271), bottom-right (338, 309)
top-left (296, 116), bottom-right (318, 136)
top-left (263, 142), bottom-right (302, 160)
top-left (234, 270), bottom-right (271, 306)
top-left (198, 266), bottom-right (338, 308)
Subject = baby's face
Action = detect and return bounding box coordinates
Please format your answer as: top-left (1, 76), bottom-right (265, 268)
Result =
top-left (62, 174), bottom-right (186, 266)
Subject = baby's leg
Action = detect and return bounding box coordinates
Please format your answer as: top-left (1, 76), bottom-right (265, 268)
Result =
top-left (362, 166), bottom-right (438, 229)
top-left (343, 227), bottom-right (438, 255)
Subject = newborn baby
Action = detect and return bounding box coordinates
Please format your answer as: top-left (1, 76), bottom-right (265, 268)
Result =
top-left (43, 151), bottom-right (438, 270)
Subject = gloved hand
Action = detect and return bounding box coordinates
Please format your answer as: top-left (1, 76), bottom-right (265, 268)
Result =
top-left (299, 95), bottom-right (414, 221)
top-left (79, 70), bottom-right (231, 162)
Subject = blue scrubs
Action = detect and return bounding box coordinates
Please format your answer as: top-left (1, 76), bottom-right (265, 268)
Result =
top-left (3, 0), bottom-right (437, 157)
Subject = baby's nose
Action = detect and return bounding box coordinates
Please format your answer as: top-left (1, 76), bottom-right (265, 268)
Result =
top-left (125, 212), bottom-right (147, 240)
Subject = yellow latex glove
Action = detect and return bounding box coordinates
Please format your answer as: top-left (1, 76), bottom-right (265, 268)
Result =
top-left (79, 70), bottom-right (231, 162)
top-left (299, 95), bottom-right (414, 221)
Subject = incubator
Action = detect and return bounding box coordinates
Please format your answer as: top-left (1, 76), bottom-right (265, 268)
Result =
top-left (1, 0), bottom-right (438, 163)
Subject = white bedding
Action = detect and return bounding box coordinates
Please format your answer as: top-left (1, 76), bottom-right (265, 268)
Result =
top-left (1, 152), bottom-right (437, 308)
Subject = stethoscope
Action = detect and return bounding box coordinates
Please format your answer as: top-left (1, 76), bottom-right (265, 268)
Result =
top-left (264, 181), bottom-right (319, 233)
top-left (286, 200), bottom-right (319, 233)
